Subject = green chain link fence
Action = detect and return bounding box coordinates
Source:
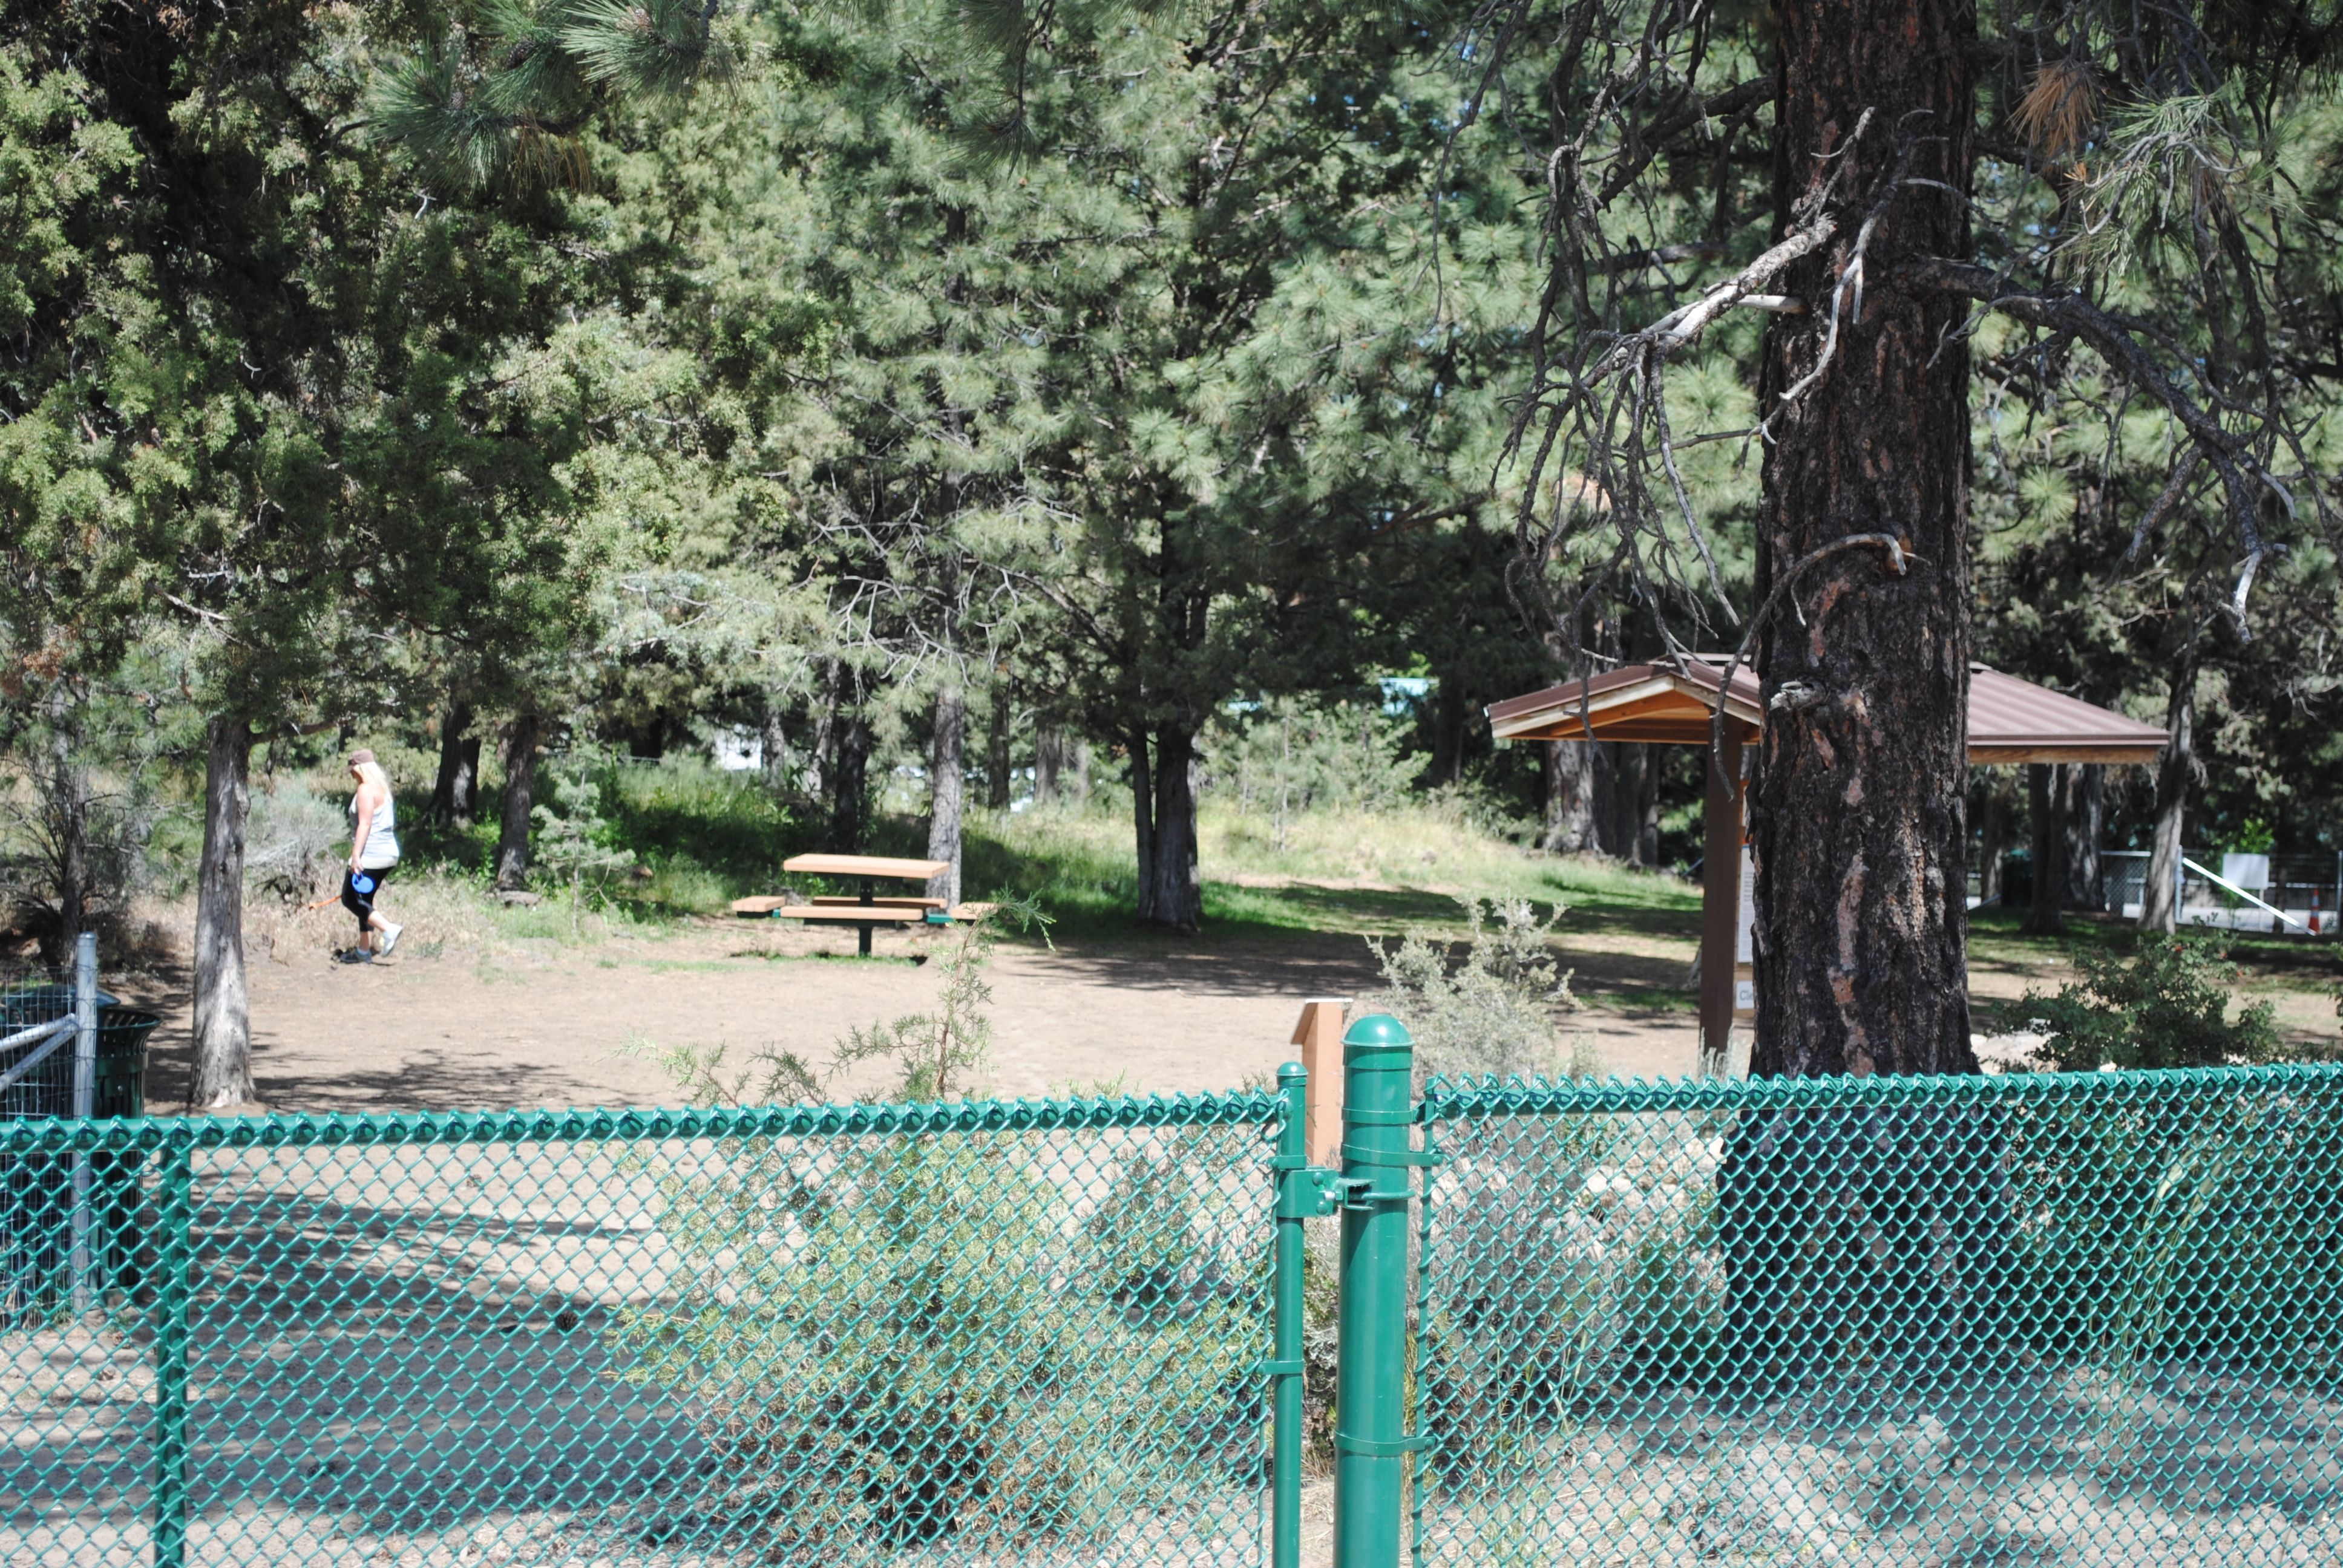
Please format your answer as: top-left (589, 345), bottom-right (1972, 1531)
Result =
top-left (1413, 1063), bottom-right (2343, 1567)
top-left (0, 1093), bottom-right (1289, 1567)
top-left (8, 1036), bottom-right (2343, 1568)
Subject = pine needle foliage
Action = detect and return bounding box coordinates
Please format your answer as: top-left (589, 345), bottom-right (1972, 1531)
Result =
top-left (369, 0), bottom-right (734, 192)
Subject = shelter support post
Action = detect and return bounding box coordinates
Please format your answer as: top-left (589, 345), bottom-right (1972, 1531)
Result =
top-left (1698, 733), bottom-right (1743, 1077)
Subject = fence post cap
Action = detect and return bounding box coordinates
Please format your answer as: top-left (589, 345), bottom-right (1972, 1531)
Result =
top-left (1276, 1060), bottom-right (1306, 1084)
top-left (1342, 1014), bottom-right (1412, 1048)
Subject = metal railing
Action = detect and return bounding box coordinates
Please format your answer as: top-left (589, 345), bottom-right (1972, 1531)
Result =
top-left (2105, 848), bottom-right (2343, 932)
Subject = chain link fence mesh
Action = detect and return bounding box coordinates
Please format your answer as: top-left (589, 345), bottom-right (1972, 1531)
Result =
top-left (1414, 1066), bottom-right (2343, 1567)
top-left (0, 1096), bottom-right (1285, 1567)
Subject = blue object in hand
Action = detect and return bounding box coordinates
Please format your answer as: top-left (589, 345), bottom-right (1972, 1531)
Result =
top-left (352, 872), bottom-right (376, 895)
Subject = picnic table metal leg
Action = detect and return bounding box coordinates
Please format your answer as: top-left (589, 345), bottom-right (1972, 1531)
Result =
top-left (858, 877), bottom-right (874, 956)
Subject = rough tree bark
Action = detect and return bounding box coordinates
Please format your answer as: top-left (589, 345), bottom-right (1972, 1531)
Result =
top-left (925, 687), bottom-right (965, 907)
top-left (2143, 664), bottom-right (2195, 933)
top-left (986, 684), bottom-right (1013, 809)
top-left (1034, 727), bottom-right (1064, 806)
top-left (805, 659), bottom-right (838, 800)
top-left (1724, 0), bottom-right (2008, 1387)
top-left (1633, 744), bottom-right (1660, 867)
top-left (429, 701), bottom-right (480, 829)
top-left (2062, 763), bottom-right (2104, 910)
top-left (2024, 763), bottom-right (2066, 935)
top-left (1541, 739), bottom-right (1596, 852)
top-left (190, 716), bottom-right (254, 1108)
top-left (1977, 776), bottom-right (2011, 903)
top-left (760, 705), bottom-right (791, 794)
top-left (1745, 0), bottom-right (1979, 1079)
top-left (39, 709), bottom-right (91, 968)
top-left (494, 710), bottom-right (541, 892)
top-left (829, 711), bottom-right (872, 854)
top-left (1424, 675), bottom-right (1469, 789)
top-left (1136, 716), bottom-right (1204, 931)
top-left (1128, 726), bottom-right (1155, 913)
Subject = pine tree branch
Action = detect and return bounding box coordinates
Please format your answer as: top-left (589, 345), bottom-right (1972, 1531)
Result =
top-left (1902, 255), bottom-right (2282, 618)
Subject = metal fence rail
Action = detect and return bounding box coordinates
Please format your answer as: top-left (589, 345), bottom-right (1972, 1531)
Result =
top-left (0, 1094), bottom-right (1288, 1568)
top-left (1412, 1065), bottom-right (2343, 1567)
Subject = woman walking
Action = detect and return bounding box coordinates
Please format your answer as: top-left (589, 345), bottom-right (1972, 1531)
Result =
top-left (341, 749), bottom-right (404, 964)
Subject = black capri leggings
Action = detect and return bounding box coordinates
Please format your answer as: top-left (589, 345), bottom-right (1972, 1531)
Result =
top-left (339, 865), bottom-right (393, 936)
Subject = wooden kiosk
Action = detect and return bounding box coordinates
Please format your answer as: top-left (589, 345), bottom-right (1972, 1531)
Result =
top-left (1486, 659), bottom-right (2168, 1074)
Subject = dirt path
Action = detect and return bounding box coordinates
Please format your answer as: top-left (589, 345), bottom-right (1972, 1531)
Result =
top-left (113, 900), bottom-right (1708, 1113)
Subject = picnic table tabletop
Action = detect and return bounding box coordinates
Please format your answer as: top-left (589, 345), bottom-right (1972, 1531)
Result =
top-left (781, 853), bottom-right (950, 880)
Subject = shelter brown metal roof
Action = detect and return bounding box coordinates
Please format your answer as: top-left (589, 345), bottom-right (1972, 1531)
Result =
top-left (1486, 658), bottom-right (2166, 763)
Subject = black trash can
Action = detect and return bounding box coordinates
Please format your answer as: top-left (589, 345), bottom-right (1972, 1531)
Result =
top-left (0, 1004), bottom-right (159, 1319)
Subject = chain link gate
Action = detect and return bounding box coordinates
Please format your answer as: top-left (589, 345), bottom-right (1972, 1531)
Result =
top-left (0, 1093), bottom-right (1296, 1566)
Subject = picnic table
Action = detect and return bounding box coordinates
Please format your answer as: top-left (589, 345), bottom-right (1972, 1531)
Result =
top-left (730, 854), bottom-right (986, 955)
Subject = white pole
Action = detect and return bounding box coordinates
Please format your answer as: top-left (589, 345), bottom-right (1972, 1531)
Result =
top-left (2184, 857), bottom-right (2309, 932)
top-left (70, 930), bottom-right (96, 1317)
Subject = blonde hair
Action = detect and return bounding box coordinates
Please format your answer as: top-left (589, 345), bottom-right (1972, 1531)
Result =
top-left (349, 754), bottom-right (392, 797)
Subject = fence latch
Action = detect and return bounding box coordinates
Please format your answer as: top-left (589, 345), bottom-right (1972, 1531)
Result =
top-left (1277, 1165), bottom-right (1360, 1218)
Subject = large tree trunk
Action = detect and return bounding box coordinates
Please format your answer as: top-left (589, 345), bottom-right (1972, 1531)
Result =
top-left (39, 708), bottom-right (91, 968)
top-left (1746, 0), bottom-right (1978, 1079)
top-left (494, 710), bottom-right (541, 892)
top-left (829, 711), bottom-right (872, 853)
top-left (2063, 763), bottom-right (2104, 910)
top-left (1587, 741), bottom-right (1656, 864)
top-left (1034, 727), bottom-right (1064, 806)
top-left (429, 700), bottom-right (479, 829)
top-left (986, 683), bottom-right (1014, 809)
top-left (1976, 774), bottom-right (2011, 903)
top-left (1128, 725), bottom-right (1156, 917)
top-left (925, 687), bottom-right (965, 907)
top-left (2143, 665), bottom-right (2195, 932)
top-left (2023, 763), bottom-right (2066, 935)
top-left (761, 704), bottom-right (791, 794)
top-left (1725, 0), bottom-right (2005, 1397)
top-left (1140, 717), bottom-right (1203, 930)
top-left (1633, 743), bottom-right (1660, 867)
top-left (191, 717), bottom-right (254, 1109)
top-left (1425, 675), bottom-right (1469, 789)
top-left (805, 659), bottom-right (838, 800)
top-left (1541, 739), bottom-right (1596, 852)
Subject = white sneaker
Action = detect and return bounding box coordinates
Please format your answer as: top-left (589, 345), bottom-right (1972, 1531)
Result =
top-left (378, 923), bottom-right (404, 957)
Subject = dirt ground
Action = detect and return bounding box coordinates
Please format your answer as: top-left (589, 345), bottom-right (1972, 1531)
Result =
top-left (110, 893), bottom-right (1709, 1113)
top-left (103, 883), bottom-right (2333, 1115)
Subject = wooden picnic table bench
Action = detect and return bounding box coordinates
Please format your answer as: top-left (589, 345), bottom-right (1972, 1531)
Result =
top-left (727, 854), bottom-right (953, 955)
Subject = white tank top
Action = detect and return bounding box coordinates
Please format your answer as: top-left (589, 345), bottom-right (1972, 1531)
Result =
top-left (355, 791), bottom-right (400, 869)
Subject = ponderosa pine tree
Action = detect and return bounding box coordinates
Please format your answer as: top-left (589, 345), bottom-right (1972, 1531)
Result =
top-left (1461, 0), bottom-right (2341, 1076)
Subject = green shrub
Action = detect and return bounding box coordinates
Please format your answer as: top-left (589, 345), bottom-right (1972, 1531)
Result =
top-left (617, 906), bottom-right (1258, 1557)
top-left (613, 1134), bottom-right (1259, 1555)
top-left (1358, 898), bottom-right (1584, 1084)
top-left (2010, 932), bottom-right (2280, 1071)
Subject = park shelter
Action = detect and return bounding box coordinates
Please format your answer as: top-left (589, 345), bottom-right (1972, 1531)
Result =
top-left (1486, 657), bottom-right (2169, 1072)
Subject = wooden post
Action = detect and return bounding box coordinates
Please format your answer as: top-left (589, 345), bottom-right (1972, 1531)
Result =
top-left (1698, 732), bottom-right (1745, 1077)
top-left (1290, 999), bottom-right (1348, 1165)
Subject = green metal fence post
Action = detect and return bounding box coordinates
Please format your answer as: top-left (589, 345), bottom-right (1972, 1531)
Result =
top-left (1270, 1061), bottom-right (1309, 1568)
top-left (151, 1129), bottom-right (194, 1568)
top-left (1332, 1014), bottom-right (1416, 1568)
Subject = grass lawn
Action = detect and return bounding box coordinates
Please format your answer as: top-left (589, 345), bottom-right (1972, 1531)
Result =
top-left (368, 756), bottom-right (2335, 1053)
